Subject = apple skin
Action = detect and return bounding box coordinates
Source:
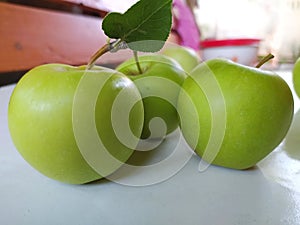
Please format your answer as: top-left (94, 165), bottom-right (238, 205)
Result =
top-left (292, 57), bottom-right (300, 98)
top-left (161, 45), bottom-right (200, 74)
top-left (116, 54), bottom-right (187, 139)
top-left (178, 58), bottom-right (294, 169)
top-left (8, 64), bottom-right (144, 184)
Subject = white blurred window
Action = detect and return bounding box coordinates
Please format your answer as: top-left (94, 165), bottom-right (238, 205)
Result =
top-left (194, 0), bottom-right (300, 62)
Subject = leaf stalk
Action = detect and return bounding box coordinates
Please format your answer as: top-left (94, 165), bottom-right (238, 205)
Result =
top-left (87, 39), bottom-right (128, 70)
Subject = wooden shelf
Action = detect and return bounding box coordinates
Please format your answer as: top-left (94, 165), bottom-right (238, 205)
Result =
top-left (0, 1), bottom-right (179, 85)
top-left (0, 2), bottom-right (132, 74)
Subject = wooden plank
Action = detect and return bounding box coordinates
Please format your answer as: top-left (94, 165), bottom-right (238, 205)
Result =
top-left (54, 0), bottom-right (138, 13)
top-left (44, 0), bottom-right (110, 17)
top-left (5, 0), bottom-right (108, 17)
top-left (54, 0), bottom-right (111, 13)
top-left (0, 2), bottom-right (132, 73)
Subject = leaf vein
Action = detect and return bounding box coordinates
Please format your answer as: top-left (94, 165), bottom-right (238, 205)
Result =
top-left (123, 0), bottom-right (172, 41)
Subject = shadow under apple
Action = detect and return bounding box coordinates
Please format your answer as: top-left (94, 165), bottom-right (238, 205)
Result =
top-left (284, 108), bottom-right (300, 160)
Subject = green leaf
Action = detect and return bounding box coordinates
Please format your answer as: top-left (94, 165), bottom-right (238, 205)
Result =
top-left (102, 0), bottom-right (173, 52)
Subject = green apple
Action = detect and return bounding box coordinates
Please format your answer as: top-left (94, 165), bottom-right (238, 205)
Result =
top-left (293, 57), bottom-right (300, 98)
top-left (117, 54), bottom-right (186, 139)
top-left (178, 58), bottom-right (294, 169)
top-left (8, 63), bottom-right (144, 184)
top-left (161, 45), bottom-right (200, 74)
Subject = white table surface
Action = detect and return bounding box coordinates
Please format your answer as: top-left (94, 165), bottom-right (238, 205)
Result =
top-left (1, 71), bottom-right (300, 225)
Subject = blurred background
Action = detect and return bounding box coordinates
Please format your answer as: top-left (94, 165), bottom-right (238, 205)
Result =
top-left (1, 0), bottom-right (300, 77)
top-left (3, 0), bottom-right (300, 63)
top-left (195, 0), bottom-right (300, 64)
top-left (121, 0), bottom-right (300, 64)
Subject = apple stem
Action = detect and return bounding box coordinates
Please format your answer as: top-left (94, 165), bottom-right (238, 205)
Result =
top-left (255, 53), bottom-right (274, 68)
top-left (87, 44), bottom-right (110, 70)
top-left (87, 39), bottom-right (128, 70)
top-left (133, 51), bottom-right (143, 74)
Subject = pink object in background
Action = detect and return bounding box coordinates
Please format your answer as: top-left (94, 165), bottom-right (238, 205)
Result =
top-left (172, 0), bottom-right (201, 50)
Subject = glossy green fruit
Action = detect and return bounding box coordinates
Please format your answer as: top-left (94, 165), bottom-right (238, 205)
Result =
top-left (8, 64), bottom-right (144, 184)
top-left (178, 59), bottom-right (294, 169)
top-left (292, 57), bottom-right (300, 98)
top-left (161, 45), bottom-right (200, 74)
top-left (117, 54), bottom-right (186, 139)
